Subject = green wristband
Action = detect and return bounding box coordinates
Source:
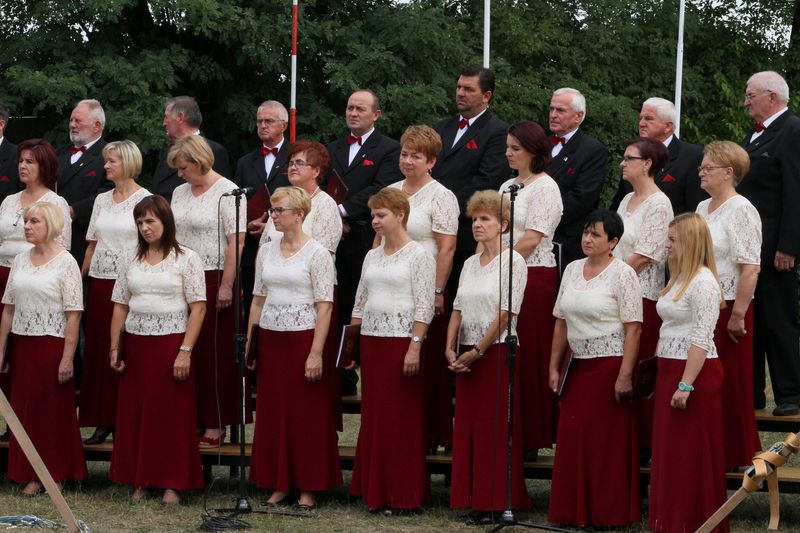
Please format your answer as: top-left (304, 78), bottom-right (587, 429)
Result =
top-left (678, 381), bottom-right (695, 392)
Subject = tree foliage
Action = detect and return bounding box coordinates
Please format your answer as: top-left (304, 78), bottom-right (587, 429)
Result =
top-left (0, 0), bottom-right (797, 202)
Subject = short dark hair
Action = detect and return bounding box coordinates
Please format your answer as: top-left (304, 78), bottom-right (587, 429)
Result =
top-left (0, 103), bottom-right (9, 123)
top-left (133, 195), bottom-right (182, 261)
top-left (583, 209), bottom-right (625, 243)
top-left (167, 96), bottom-right (203, 128)
top-left (459, 65), bottom-right (495, 96)
top-left (17, 139), bottom-right (59, 190)
top-left (289, 140), bottom-right (330, 183)
top-left (508, 121), bottom-right (551, 173)
top-left (624, 136), bottom-right (669, 178)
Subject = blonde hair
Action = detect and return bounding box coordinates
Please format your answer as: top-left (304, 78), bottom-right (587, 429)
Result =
top-left (367, 188), bottom-right (409, 230)
top-left (661, 213), bottom-right (724, 304)
top-left (703, 141), bottom-right (750, 186)
top-left (103, 140), bottom-right (143, 180)
top-left (167, 135), bottom-right (214, 174)
top-left (466, 190), bottom-right (511, 233)
top-left (270, 186), bottom-right (312, 220)
top-left (24, 201), bottom-right (64, 241)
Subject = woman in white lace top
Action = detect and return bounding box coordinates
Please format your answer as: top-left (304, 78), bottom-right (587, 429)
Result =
top-left (79, 140), bottom-right (151, 445)
top-left (169, 135), bottom-right (247, 446)
top-left (500, 120), bottom-right (563, 452)
top-left (388, 125), bottom-right (459, 451)
top-left (613, 136), bottom-right (673, 451)
top-left (246, 186), bottom-right (340, 510)
top-left (547, 210), bottom-right (643, 527)
top-left (0, 202), bottom-right (86, 495)
top-left (108, 195), bottom-right (206, 504)
top-left (696, 141), bottom-right (762, 469)
top-left (447, 191), bottom-right (530, 522)
top-left (348, 187), bottom-right (435, 512)
top-left (649, 213), bottom-right (727, 533)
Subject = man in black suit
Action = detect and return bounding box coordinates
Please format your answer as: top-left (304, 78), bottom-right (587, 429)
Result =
top-left (235, 100), bottom-right (291, 318)
top-left (56, 99), bottom-right (113, 265)
top-left (611, 97), bottom-right (706, 214)
top-left (151, 96), bottom-right (230, 201)
top-left (0, 103), bottom-right (20, 203)
top-left (431, 65), bottom-right (510, 295)
top-left (546, 88), bottom-right (609, 269)
top-left (737, 71), bottom-right (800, 416)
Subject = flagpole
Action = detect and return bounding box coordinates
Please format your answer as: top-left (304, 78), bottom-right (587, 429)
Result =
top-left (290, 0), bottom-right (298, 142)
top-left (674, 0), bottom-right (686, 137)
top-left (483, 0), bottom-right (490, 67)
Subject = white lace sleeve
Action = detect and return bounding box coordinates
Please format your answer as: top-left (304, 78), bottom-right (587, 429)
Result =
top-left (614, 264), bottom-right (643, 323)
top-left (221, 194), bottom-right (248, 237)
top-left (502, 251), bottom-right (528, 315)
top-left (431, 187), bottom-right (459, 235)
top-left (111, 256), bottom-right (132, 305)
top-left (53, 195), bottom-right (72, 251)
top-left (2, 256), bottom-right (17, 305)
top-left (553, 261), bottom-right (577, 319)
top-left (634, 197), bottom-right (670, 261)
top-left (182, 250), bottom-right (207, 303)
top-left (452, 259), bottom-right (468, 312)
top-left (252, 244), bottom-right (268, 297)
top-left (688, 275), bottom-right (721, 353)
top-left (85, 196), bottom-right (101, 242)
top-left (310, 245), bottom-right (335, 303)
top-left (61, 258), bottom-right (83, 311)
top-left (351, 252), bottom-right (371, 319)
top-left (729, 202), bottom-right (762, 265)
top-left (312, 195), bottom-right (343, 253)
top-left (410, 247), bottom-right (436, 324)
top-left (525, 183), bottom-right (562, 237)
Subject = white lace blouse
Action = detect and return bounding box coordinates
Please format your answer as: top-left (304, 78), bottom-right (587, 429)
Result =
top-left (253, 238), bottom-right (335, 332)
top-left (499, 176), bottom-right (562, 268)
top-left (111, 249), bottom-right (207, 336)
top-left (553, 259), bottom-right (643, 359)
top-left (2, 250), bottom-right (82, 337)
top-left (171, 177), bottom-right (247, 271)
top-left (86, 188), bottom-right (152, 279)
top-left (351, 241), bottom-right (435, 338)
top-left (387, 180), bottom-right (459, 259)
top-left (0, 191), bottom-right (72, 267)
top-left (453, 249), bottom-right (528, 346)
top-left (656, 267), bottom-right (721, 360)
top-left (259, 190), bottom-right (343, 254)
top-left (614, 191), bottom-right (673, 300)
top-left (696, 195), bottom-right (761, 301)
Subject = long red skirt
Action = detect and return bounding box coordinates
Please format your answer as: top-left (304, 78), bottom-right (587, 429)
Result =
top-left (109, 333), bottom-right (203, 490)
top-left (78, 277), bottom-right (119, 427)
top-left (250, 328), bottom-right (342, 491)
top-left (638, 297), bottom-right (661, 449)
top-left (518, 266), bottom-right (558, 450)
top-left (450, 344), bottom-right (531, 511)
top-left (716, 302), bottom-right (760, 468)
top-left (0, 266), bottom-right (11, 398)
top-left (649, 357), bottom-right (728, 533)
top-left (548, 357), bottom-right (640, 527)
top-left (351, 336), bottom-right (430, 509)
top-left (195, 270), bottom-right (252, 428)
top-left (8, 335), bottom-right (87, 483)
top-left (324, 287), bottom-right (343, 431)
top-left (422, 305), bottom-right (453, 450)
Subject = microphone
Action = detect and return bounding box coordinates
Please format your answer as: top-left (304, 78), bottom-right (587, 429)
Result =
top-left (505, 182), bottom-right (525, 193)
top-left (222, 187), bottom-right (253, 197)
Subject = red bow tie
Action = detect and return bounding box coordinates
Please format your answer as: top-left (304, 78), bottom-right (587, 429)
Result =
top-left (260, 146), bottom-right (279, 157)
top-left (754, 123), bottom-right (766, 133)
top-left (70, 145), bottom-right (87, 155)
top-left (551, 136), bottom-right (566, 146)
top-left (458, 118), bottom-right (470, 130)
top-left (347, 135), bottom-right (362, 146)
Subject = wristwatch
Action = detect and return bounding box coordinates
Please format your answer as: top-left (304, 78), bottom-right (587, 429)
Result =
top-left (411, 336), bottom-right (423, 344)
top-left (434, 287), bottom-right (444, 295)
top-left (179, 344), bottom-right (194, 353)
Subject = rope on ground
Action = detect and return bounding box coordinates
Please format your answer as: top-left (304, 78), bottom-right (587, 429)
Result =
top-left (0, 516), bottom-right (90, 532)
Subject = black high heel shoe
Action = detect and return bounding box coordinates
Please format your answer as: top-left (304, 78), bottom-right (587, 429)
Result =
top-left (84, 427), bottom-right (113, 445)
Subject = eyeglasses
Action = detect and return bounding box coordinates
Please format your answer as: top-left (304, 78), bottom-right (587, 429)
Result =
top-left (698, 165), bottom-right (729, 174)
top-left (268, 207), bottom-right (297, 216)
top-left (287, 160), bottom-right (313, 169)
top-left (621, 155), bottom-right (646, 163)
top-left (744, 90), bottom-right (771, 102)
top-left (256, 119), bottom-right (285, 126)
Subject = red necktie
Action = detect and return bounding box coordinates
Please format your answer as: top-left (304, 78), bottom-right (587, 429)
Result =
top-left (551, 136), bottom-right (566, 146)
top-left (458, 118), bottom-right (469, 129)
top-left (347, 135), bottom-right (362, 146)
top-left (260, 146), bottom-right (279, 157)
top-left (70, 145), bottom-right (86, 155)
top-left (754, 123), bottom-right (765, 133)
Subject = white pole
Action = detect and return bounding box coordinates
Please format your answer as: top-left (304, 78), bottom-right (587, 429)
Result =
top-left (290, 0), bottom-right (298, 142)
top-left (483, 0), bottom-right (490, 67)
top-left (674, 0), bottom-right (686, 137)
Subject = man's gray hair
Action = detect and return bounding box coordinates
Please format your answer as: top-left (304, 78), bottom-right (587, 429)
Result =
top-left (748, 71), bottom-right (790, 103)
top-left (167, 96), bottom-right (203, 128)
top-left (76, 99), bottom-right (106, 130)
top-left (257, 100), bottom-right (289, 121)
top-left (553, 87), bottom-right (586, 121)
top-left (642, 97), bottom-right (676, 124)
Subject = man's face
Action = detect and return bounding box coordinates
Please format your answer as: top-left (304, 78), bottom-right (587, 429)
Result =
top-left (346, 91), bottom-right (380, 136)
top-left (744, 82), bottom-right (777, 123)
top-left (638, 106), bottom-right (672, 141)
top-left (256, 106), bottom-right (287, 146)
top-left (549, 93), bottom-right (583, 136)
top-left (163, 104), bottom-right (183, 141)
top-left (69, 104), bottom-right (100, 146)
top-left (0, 118), bottom-right (5, 138)
top-left (455, 75), bottom-right (490, 118)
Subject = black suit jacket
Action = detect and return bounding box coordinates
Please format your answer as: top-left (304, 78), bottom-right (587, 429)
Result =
top-left (56, 139), bottom-right (113, 262)
top-left (325, 128), bottom-right (401, 223)
top-left (431, 111), bottom-right (510, 250)
top-left (151, 136), bottom-right (230, 202)
top-left (0, 139), bottom-right (20, 204)
top-left (738, 110), bottom-right (800, 264)
top-left (547, 129), bottom-right (608, 253)
top-left (611, 137), bottom-right (706, 214)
